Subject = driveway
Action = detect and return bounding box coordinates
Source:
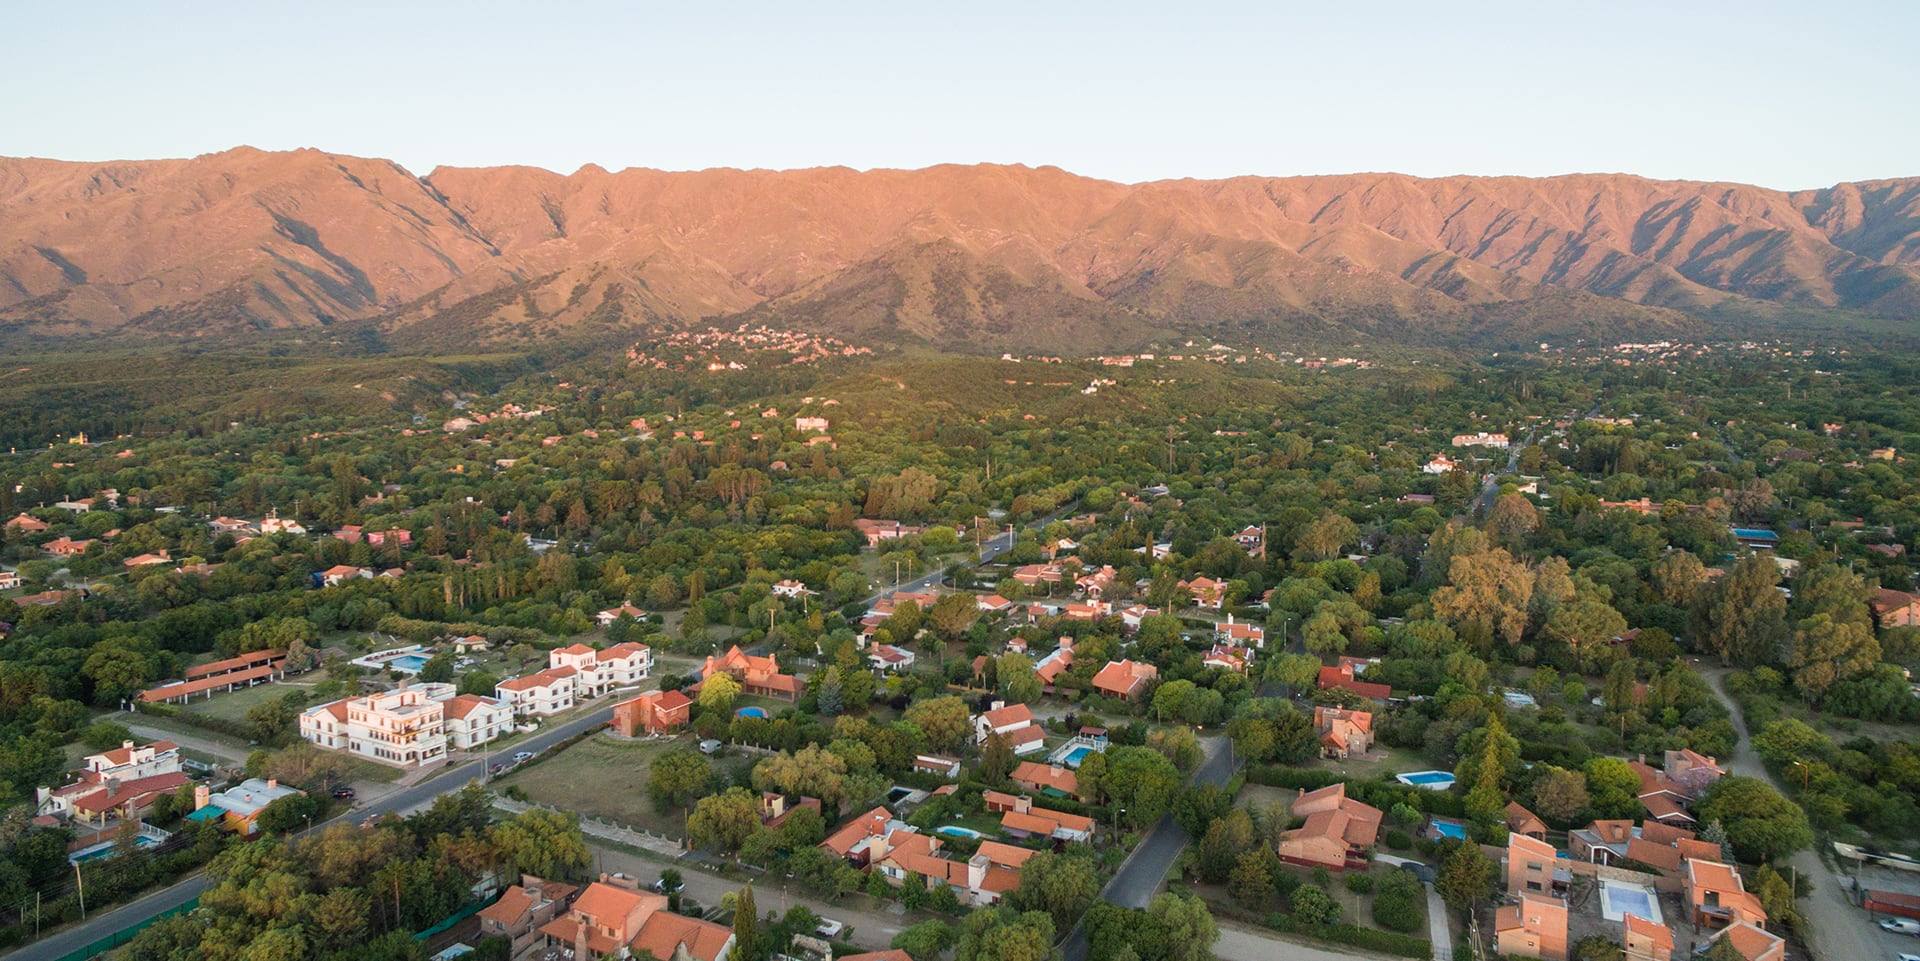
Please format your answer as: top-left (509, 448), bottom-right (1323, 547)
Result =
top-left (1700, 667), bottom-right (1872, 961)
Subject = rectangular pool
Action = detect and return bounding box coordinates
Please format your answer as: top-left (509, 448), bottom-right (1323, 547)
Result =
top-left (389, 654), bottom-right (430, 672)
top-left (1600, 880), bottom-right (1661, 923)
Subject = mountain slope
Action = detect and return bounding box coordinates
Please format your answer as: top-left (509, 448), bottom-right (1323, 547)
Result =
top-left (3, 148), bottom-right (1917, 349)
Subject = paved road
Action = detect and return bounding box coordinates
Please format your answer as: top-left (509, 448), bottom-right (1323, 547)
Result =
top-left (1700, 667), bottom-right (1867, 961)
top-left (1214, 920), bottom-right (1389, 961)
top-left (4, 706), bottom-right (615, 961)
top-left (1061, 736), bottom-right (1236, 961)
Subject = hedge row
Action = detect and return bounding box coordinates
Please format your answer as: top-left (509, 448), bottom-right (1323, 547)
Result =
top-left (1265, 912), bottom-right (1434, 959)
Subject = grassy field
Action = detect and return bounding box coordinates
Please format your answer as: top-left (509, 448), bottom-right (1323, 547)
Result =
top-left (497, 734), bottom-right (690, 835)
top-left (1311, 744), bottom-right (1430, 781)
top-left (178, 677), bottom-right (307, 725)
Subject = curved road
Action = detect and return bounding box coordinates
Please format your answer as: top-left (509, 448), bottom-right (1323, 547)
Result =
top-left (1700, 667), bottom-right (1867, 961)
top-left (4, 706), bottom-right (616, 961)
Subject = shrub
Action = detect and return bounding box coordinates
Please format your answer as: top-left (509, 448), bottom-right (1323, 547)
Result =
top-left (1290, 884), bottom-right (1342, 924)
top-left (1384, 829), bottom-right (1413, 851)
top-left (1346, 873), bottom-right (1375, 894)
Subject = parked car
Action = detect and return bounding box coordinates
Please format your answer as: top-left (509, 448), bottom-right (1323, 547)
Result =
top-left (331, 787), bottom-right (355, 799)
top-left (1896, 953), bottom-right (1920, 961)
top-left (698, 739), bottom-right (723, 755)
top-left (815, 919), bottom-right (845, 939)
top-left (488, 763), bottom-right (505, 775)
top-left (653, 877), bottom-right (684, 894)
top-left (512, 751), bottom-right (534, 763)
top-left (1883, 919), bottom-right (1920, 935)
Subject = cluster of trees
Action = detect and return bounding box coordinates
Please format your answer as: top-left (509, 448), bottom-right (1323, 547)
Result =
top-left (123, 786), bottom-right (588, 961)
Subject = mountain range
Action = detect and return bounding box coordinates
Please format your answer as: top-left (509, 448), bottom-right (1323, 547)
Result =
top-left (3, 146), bottom-right (1918, 352)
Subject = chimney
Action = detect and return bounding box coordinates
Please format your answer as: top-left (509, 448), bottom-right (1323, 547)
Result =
top-left (990, 700), bottom-right (1005, 712)
top-left (266, 779), bottom-right (277, 791)
top-left (574, 917), bottom-right (590, 961)
top-left (122, 740), bottom-right (134, 751)
top-left (1227, 614), bottom-right (1234, 626)
top-left (195, 785), bottom-right (211, 810)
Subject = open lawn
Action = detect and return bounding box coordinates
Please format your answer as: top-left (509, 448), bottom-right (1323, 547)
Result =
top-left (178, 677), bottom-right (311, 725)
top-left (496, 733), bottom-right (693, 836)
top-left (1311, 744), bottom-right (1430, 781)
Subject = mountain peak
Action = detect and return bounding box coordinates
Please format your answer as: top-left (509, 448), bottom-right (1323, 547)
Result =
top-left (2, 150), bottom-right (1916, 349)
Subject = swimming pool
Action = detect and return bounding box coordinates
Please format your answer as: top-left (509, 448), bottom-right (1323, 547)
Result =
top-left (1429, 820), bottom-right (1467, 840)
top-left (936, 826), bottom-right (984, 839)
top-left (1396, 770), bottom-right (1456, 790)
top-left (1061, 746), bottom-right (1095, 767)
top-left (1599, 880), bottom-right (1661, 923)
top-left (70, 836), bottom-right (160, 864)
top-left (389, 654), bottom-right (430, 673)
top-left (736, 707), bottom-right (769, 718)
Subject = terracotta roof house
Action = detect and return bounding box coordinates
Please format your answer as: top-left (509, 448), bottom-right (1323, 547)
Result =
top-left (612, 689), bottom-right (693, 737)
top-left (1313, 707), bottom-right (1374, 759)
top-left (1203, 645), bottom-right (1249, 674)
top-left (1622, 913), bottom-right (1673, 961)
top-left (43, 536), bottom-right (93, 556)
top-left (1178, 576), bottom-right (1226, 610)
top-left (1702, 921), bottom-right (1784, 961)
top-left (1506, 802), bottom-right (1548, 840)
top-left (596, 603), bottom-right (649, 627)
top-left (974, 702), bottom-right (1037, 746)
top-left (1506, 833), bottom-right (1567, 897)
top-left (998, 797), bottom-right (1096, 843)
top-left (551, 641), bottom-right (652, 697)
top-left (36, 739), bottom-right (189, 827)
top-left (1317, 664), bottom-right (1391, 701)
top-left (539, 877), bottom-right (735, 961)
top-left (822, 807), bottom-right (905, 865)
top-left (1495, 892), bottom-right (1569, 961)
top-left (496, 667), bottom-right (578, 716)
top-left (6, 513), bottom-right (50, 532)
top-left (1091, 659), bottom-right (1158, 700)
top-left (1033, 642), bottom-right (1074, 685)
top-left (478, 875), bottom-right (579, 959)
top-left (1010, 762), bottom-right (1081, 800)
top-left (977, 594), bottom-right (1013, 613)
top-left (1685, 858), bottom-right (1768, 929)
top-left (701, 645), bottom-right (803, 700)
top-left (1276, 783), bottom-right (1382, 871)
top-left (1873, 588), bottom-right (1920, 628)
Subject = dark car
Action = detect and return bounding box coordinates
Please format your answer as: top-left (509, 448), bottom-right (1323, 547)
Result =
top-left (331, 786), bottom-right (356, 799)
top-left (489, 763), bottom-right (506, 776)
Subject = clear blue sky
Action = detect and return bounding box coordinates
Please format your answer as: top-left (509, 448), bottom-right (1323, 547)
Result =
top-left (5, 0), bottom-right (1915, 188)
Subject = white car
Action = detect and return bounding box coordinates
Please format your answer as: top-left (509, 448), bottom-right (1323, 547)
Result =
top-left (511, 751), bottom-right (534, 763)
top-left (815, 919), bottom-right (845, 939)
top-left (1896, 953), bottom-right (1920, 961)
top-left (1883, 919), bottom-right (1920, 935)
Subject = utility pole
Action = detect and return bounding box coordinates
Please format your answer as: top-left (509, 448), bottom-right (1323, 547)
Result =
top-left (74, 862), bottom-right (85, 921)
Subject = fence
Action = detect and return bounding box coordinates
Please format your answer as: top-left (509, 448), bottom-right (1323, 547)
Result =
top-left (45, 895), bottom-right (200, 961)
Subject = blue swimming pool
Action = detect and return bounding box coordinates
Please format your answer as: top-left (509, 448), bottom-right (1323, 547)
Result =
top-left (1396, 770), bottom-right (1456, 790)
top-left (389, 654), bottom-right (430, 673)
top-left (1731, 528), bottom-right (1778, 541)
top-left (70, 836), bottom-right (160, 864)
top-left (937, 826), bottom-right (984, 839)
top-left (736, 706), bottom-right (768, 718)
top-left (1430, 820), bottom-right (1467, 840)
top-left (1062, 746), bottom-right (1095, 767)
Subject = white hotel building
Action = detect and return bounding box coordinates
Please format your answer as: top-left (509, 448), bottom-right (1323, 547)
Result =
top-left (298, 686), bottom-right (513, 767)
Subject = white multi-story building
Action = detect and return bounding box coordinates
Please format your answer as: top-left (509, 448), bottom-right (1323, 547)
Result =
top-left (442, 694), bottom-right (515, 749)
top-left (496, 667), bottom-right (578, 716)
top-left (548, 642), bottom-right (650, 698)
top-left (298, 687), bottom-right (450, 768)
